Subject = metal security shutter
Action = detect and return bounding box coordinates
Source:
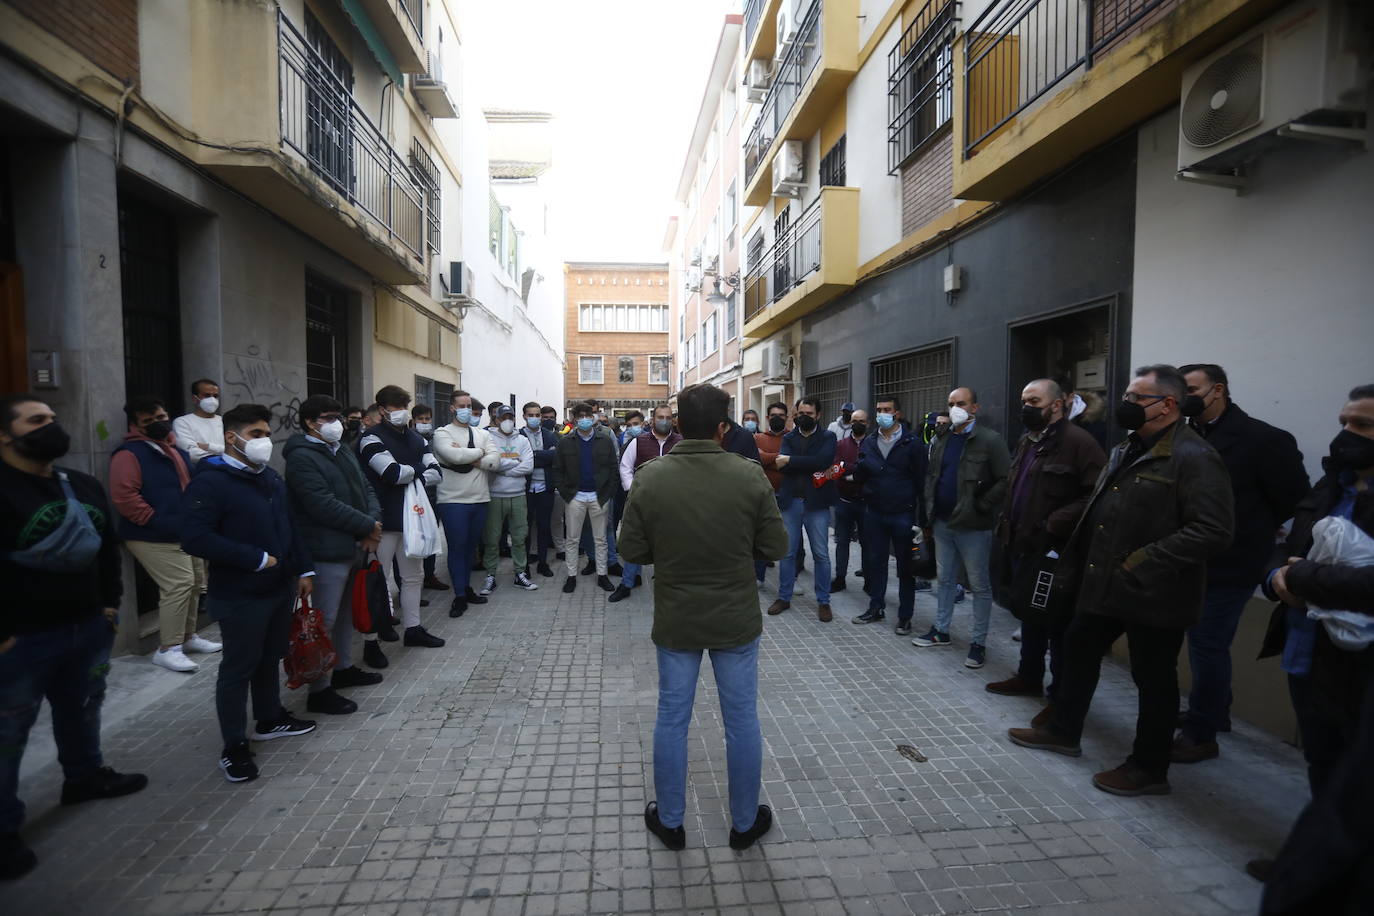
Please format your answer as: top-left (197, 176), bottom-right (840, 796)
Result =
top-left (872, 345), bottom-right (951, 422)
top-left (805, 367), bottom-right (850, 425)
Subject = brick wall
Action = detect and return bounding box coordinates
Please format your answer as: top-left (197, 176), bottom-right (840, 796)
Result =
top-left (900, 130), bottom-right (954, 237)
top-left (565, 264), bottom-right (671, 411)
top-left (9, 0), bottom-right (140, 83)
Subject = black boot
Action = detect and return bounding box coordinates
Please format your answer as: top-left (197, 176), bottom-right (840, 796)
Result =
top-left (0, 832), bottom-right (37, 881)
top-left (562, 577), bottom-right (577, 594)
top-left (537, 562), bottom-right (555, 578)
top-left (305, 687), bottom-right (358, 715)
top-left (465, 587), bottom-right (488, 606)
top-left (597, 575), bottom-right (615, 592)
top-left (404, 626), bottom-right (445, 648)
top-left (363, 640), bottom-right (389, 668)
top-left (60, 766), bottom-right (149, 806)
top-left (729, 805), bottom-right (773, 851)
top-left (450, 596), bottom-right (467, 618)
top-left (607, 584), bottom-right (633, 603)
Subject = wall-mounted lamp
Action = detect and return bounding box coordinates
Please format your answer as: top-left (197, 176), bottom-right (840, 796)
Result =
top-left (706, 272), bottom-right (741, 308)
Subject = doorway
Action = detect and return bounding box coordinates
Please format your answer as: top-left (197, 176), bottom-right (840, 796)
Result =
top-left (119, 193), bottom-right (184, 413)
top-left (1007, 299), bottom-right (1118, 450)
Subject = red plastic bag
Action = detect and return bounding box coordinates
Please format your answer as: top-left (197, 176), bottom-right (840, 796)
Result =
top-left (812, 460), bottom-right (847, 488)
top-left (283, 597), bottom-right (337, 689)
top-left (351, 555), bottom-right (389, 633)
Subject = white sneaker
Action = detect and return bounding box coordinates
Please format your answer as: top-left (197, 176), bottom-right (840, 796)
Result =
top-left (479, 575), bottom-right (497, 596)
top-left (182, 634), bottom-right (223, 654)
top-left (151, 646), bottom-right (199, 672)
top-left (1011, 627), bottom-right (1023, 642)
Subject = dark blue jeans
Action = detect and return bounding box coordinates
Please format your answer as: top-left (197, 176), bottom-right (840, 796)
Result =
top-left (1016, 620), bottom-right (1063, 700)
top-left (438, 502), bottom-right (489, 593)
top-left (0, 613), bottom-right (113, 833)
top-left (211, 593), bottom-right (292, 745)
top-left (1181, 585), bottom-right (1255, 743)
top-left (833, 498), bottom-right (866, 581)
top-left (525, 488), bottom-right (555, 565)
top-left (863, 508), bottom-right (916, 620)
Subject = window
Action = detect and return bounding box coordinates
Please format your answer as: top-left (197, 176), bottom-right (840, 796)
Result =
top-left (303, 10), bottom-right (354, 195)
top-left (413, 375), bottom-right (435, 420)
top-left (579, 356), bottom-right (604, 384)
top-left (305, 273), bottom-right (348, 403)
top-left (725, 180), bottom-right (737, 233)
top-left (703, 313), bottom-right (718, 356)
top-left (805, 368), bottom-right (850, 428)
top-left (578, 304), bottom-right (669, 332)
top-left (679, 314), bottom-right (686, 342)
top-left (433, 381), bottom-right (454, 426)
top-left (618, 356), bottom-right (634, 383)
top-left (488, 191), bottom-right (502, 259)
top-left (725, 293), bottom-right (737, 342)
top-left (887, 0), bottom-right (958, 174)
top-left (411, 140), bottom-right (441, 265)
top-left (871, 344), bottom-right (952, 423)
top-left (686, 335), bottom-right (696, 369)
top-left (649, 356), bottom-right (669, 385)
top-left (819, 135), bottom-right (846, 187)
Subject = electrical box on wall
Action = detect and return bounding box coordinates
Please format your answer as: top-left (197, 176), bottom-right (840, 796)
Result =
top-left (30, 351), bottom-right (59, 388)
top-left (943, 265), bottom-right (963, 293)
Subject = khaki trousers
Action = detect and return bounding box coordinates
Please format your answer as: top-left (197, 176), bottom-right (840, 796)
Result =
top-left (125, 540), bottom-right (199, 647)
top-left (561, 498), bottom-right (607, 577)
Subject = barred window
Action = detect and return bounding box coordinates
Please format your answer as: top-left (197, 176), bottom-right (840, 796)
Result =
top-left (819, 135), bottom-right (846, 187)
top-left (888, 0), bottom-right (958, 174)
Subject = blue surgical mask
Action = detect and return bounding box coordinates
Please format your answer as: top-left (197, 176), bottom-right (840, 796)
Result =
top-left (576, 417), bottom-right (594, 432)
top-left (626, 425), bottom-right (642, 438)
top-left (468, 414), bottom-right (482, 427)
top-left (876, 413), bottom-right (895, 430)
top-left (455, 407), bottom-right (472, 425)
top-left (743, 420), bottom-right (758, 434)
top-left (526, 416), bottom-right (541, 429)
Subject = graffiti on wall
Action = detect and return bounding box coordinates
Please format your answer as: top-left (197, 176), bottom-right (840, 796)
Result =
top-left (223, 344), bottom-right (305, 438)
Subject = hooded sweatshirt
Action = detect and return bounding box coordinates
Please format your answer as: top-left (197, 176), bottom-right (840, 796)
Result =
top-left (485, 426), bottom-right (534, 498)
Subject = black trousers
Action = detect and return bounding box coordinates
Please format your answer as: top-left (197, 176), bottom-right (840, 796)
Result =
top-left (1017, 621), bottom-right (1065, 700)
top-left (210, 592), bottom-right (292, 745)
top-left (526, 487), bottom-right (555, 564)
top-left (1049, 613), bottom-right (1185, 778)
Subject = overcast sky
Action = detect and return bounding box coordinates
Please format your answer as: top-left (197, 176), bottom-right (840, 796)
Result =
top-left (458, 0), bottom-right (739, 263)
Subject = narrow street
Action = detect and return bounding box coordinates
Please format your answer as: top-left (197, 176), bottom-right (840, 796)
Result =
top-left (13, 560), bottom-right (1306, 915)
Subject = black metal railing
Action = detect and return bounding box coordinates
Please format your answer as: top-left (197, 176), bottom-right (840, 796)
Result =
top-left (743, 195), bottom-right (822, 324)
top-left (744, 0), bottom-right (824, 186)
top-left (963, 0), bottom-right (1173, 158)
top-left (888, 0), bottom-right (958, 174)
top-left (279, 12), bottom-right (423, 258)
top-left (744, 0), bottom-right (766, 47)
top-left (398, 0), bottom-right (422, 38)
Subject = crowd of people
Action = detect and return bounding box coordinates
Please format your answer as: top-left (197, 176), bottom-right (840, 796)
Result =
top-left (0, 365), bottom-right (1370, 907)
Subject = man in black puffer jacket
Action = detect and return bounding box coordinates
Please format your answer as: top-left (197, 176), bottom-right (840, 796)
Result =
top-left (182, 404), bottom-right (316, 784)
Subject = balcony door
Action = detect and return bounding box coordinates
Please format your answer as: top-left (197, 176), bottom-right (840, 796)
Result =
top-left (771, 208), bottom-right (792, 299)
top-left (305, 9), bottom-right (354, 195)
top-left (305, 273), bottom-right (350, 403)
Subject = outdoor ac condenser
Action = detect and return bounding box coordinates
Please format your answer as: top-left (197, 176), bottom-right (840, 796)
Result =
top-left (761, 341), bottom-right (791, 383)
top-left (772, 140), bottom-right (806, 197)
top-left (746, 59), bottom-right (772, 102)
top-left (1177, 0), bottom-right (1369, 173)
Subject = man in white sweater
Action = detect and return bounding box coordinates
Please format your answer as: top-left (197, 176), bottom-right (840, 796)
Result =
top-left (172, 379), bottom-right (226, 465)
top-left (480, 405), bottom-right (536, 596)
top-left (432, 391), bottom-right (504, 618)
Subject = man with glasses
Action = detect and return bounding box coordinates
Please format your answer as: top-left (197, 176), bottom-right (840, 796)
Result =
top-left (1008, 365), bottom-right (1234, 797)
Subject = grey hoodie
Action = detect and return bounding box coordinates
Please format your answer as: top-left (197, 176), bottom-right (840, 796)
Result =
top-left (486, 427), bottom-right (534, 498)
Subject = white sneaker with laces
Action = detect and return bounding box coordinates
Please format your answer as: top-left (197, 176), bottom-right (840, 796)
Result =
top-left (182, 634), bottom-right (223, 654)
top-left (479, 574), bottom-right (497, 596)
top-left (151, 646), bottom-right (199, 672)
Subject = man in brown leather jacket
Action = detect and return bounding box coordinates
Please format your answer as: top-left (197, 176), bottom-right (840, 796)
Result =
top-left (1008, 364), bottom-right (1234, 797)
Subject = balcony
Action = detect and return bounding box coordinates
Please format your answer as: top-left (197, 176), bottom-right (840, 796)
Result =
top-left (742, 186), bottom-right (858, 339)
top-left (354, 0), bottom-right (426, 74)
top-left (743, 0), bottom-right (860, 207)
top-left (743, 0), bottom-right (784, 72)
top-left (412, 51), bottom-right (459, 118)
top-left (955, 0), bottom-right (1291, 201)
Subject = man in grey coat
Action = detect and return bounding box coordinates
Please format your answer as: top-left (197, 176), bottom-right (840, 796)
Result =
top-left (283, 395), bottom-right (385, 714)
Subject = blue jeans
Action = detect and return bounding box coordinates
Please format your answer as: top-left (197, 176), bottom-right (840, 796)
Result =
top-left (654, 638), bottom-right (762, 832)
top-left (778, 502), bottom-right (832, 604)
top-left (1182, 585), bottom-right (1255, 742)
top-left (438, 502), bottom-right (489, 593)
top-left (833, 499), bottom-right (866, 580)
top-left (863, 509), bottom-right (917, 620)
top-left (0, 613), bottom-right (113, 834)
top-left (933, 520), bottom-right (993, 644)
top-left (621, 562), bottom-right (642, 588)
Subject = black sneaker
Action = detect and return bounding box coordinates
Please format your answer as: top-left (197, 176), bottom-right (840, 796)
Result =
top-left (305, 687), bottom-right (358, 715)
top-left (250, 713), bottom-right (317, 741)
top-left (363, 640), bottom-right (389, 668)
top-left (0, 832), bottom-right (38, 881)
top-left (581, 560), bottom-right (596, 576)
top-left (729, 804), bottom-right (773, 851)
top-left (59, 766), bottom-right (149, 805)
top-left (219, 741), bottom-right (258, 783)
top-left (597, 575), bottom-right (615, 592)
top-left (537, 562), bottom-right (555, 578)
top-left (514, 571), bottom-right (539, 591)
top-left (607, 562), bottom-right (624, 577)
top-left (852, 609), bottom-right (885, 625)
top-left (403, 626), bottom-right (445, 648)
top-left (331, 666), bottom-right (383, 688)
top-left (562, 577), bottom-right (577, 593)
top-left (644, 802), bottom-right (686, 851)
top-left (419, 598), bottom-right (430, 607)
top-left (465, 587), bottom-right (489, 606)
top-left (894, 621), bottom-right (913, 637)
top-left (607, 584), bottom-right (633, 603)
top-left (375, 622), bottom-right (399, 642)
top-left (449, 596), bottom-right (467, 618)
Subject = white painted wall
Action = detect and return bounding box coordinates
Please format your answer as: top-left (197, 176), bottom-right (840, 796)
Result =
top-left (1132, 105), bottom-right (1374, 481)
top-left (847, 17), bottom-right (904, 264)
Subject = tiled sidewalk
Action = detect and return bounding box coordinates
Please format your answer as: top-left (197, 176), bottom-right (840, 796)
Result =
top-left (11, 558), bottom-right (1307, 915)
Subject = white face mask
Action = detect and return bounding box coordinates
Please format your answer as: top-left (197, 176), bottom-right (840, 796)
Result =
top-left (499, 419), bottom-right (515, 435)
top-left (415, 423), bottom-right (434, 436)
top-left (240, 436), bottom-right (273, 465)
top-left (948, 406), bottom-right (971, 427)
top-left (318, 419), bottom-right (344, 443)
top-left (198, 397), bottom-right (219, 414)
top-left (388, 409), bottom-right (410, 427)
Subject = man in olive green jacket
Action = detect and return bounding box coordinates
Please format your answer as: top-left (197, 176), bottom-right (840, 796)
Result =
top-left (619, 384), bottom-right (788, 852)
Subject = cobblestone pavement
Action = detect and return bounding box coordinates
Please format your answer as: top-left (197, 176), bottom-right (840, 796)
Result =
top-left (12, 555), bottom-right (1307, 915)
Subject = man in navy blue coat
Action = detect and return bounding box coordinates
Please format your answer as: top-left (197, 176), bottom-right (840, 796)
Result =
top-left (182, 403), bottom-right (316, 784)
top-left (766, 396), bottom-right (838, 622)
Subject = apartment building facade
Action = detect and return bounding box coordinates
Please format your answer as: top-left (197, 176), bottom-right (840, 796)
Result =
top-left (563, 262), bottom-right (671, 418)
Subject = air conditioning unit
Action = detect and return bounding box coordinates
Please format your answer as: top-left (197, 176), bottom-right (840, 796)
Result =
top-left (746, 59), bottom-right (772, 102)
top-left (776, 9), bottom-right (795, 57)
top-left (772, 139), bottom-right (806, 197)
top-left (448, 261), bottom-right (474, 296)
top-left (761, 340), bottom-right (791, 383)
top-left (685, 268), bottom-right (702, 293)
top-left (1177, 0), bottom-right (1369, 175)
top-left (689, 245), bottom-right (702, 266)
top-left (704, 253), bottom-right (720, 273)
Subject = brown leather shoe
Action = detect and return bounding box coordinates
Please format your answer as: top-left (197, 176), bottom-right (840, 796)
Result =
top-left (1092, 763), bottom-right (1170, 796)
top-left (1007, 726), bottom-right (1081, 757)
top-left (1170, 733), bottom-right (1220, 764)
top-left (766, 599), bottom-right (790, 616)
top-left (1031, 705), bottom-right (1055, 728)
top-left (985, 675), bottom-right (1043, 697)
top-left (817, 604), bottom-right (833, 622)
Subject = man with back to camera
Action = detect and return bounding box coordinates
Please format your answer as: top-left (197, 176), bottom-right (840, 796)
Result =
top-left (620, 383), bottom-right (788, 851)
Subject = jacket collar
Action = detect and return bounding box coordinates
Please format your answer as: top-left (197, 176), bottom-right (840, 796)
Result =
top-left (672, 438), bottom-right (722, 455)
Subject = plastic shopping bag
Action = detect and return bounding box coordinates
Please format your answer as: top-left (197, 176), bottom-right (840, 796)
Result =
top-left (1304, 516), bottom-right (1374, 651)
top-left (402, 479), bottom-right (442, 559)
top-left (283, 597), bottom-right (337, 689)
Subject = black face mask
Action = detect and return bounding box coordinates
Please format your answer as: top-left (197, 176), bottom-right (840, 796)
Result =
top-left (767, 415), bottom-right (786, 433)
top-left (850, 421), bottom-right (867, 438)
top-left (1020, 404), bottom-right (1050, 432)
top-left (11, 421), bottom-right (72, 462)
top-left (1328, 429), bottom-right (1374, 471)
top-left (143, 420), bottom-right (172, 441)
top-left (795, 415), bottom-right (817, 433)
top-left (541, 418), bottom-right (555, 431)
top-left (1116, 400), bottom-right (1148, 431)
top-left (346, 418), bottom-right (362, 432)
top-left (1180, 395), bottom-right (1207, 419)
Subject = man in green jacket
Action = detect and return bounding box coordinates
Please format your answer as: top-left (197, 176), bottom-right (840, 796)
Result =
top-left (619, 383), bottom-right (789, 852)
top-left (283, 395), bottom-right (386, 714)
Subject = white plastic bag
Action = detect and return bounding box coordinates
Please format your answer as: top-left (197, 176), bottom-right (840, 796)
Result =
top-left (402, 480), bottom-right (443, 559)
top-left (1304, 516), bottom-right (1374, 651)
